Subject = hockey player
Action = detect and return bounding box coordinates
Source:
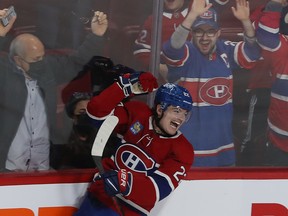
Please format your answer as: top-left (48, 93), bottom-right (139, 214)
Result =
top-left (161, 0), bottom-right (261, 166)
top-left (255, 0), bottom-right (288, 165)
top-left (74, 73), bottom-right (194, 215)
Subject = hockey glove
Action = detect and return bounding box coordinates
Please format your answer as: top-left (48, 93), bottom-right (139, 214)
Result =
top-left (118, 72), bottom-right (158, 97)
top-left (94, 169), bottom-right (132, 197)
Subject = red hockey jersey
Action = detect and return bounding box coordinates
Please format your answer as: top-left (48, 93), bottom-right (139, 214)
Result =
top-left (256, 9), bottom-right (288, 151)
top-left (86, 82), bottom-right (194, 215)
top-left (134, 7), bottom-right (191, 67)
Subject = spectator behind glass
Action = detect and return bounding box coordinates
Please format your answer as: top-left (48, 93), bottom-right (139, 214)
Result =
top-left (239, 55), bottom-right (272, 166)
top-left (133, 0), bottom-right (192, 84)
top-left (162, 0), bottom-right (261, 166)
top-left (55, 58), bottom-right (136, 169)
top-left (0, 9), bottom-right (108, 172)
top-left (238, 5), bottom-right (273, 166)
top-left (75, 75), bottom-right (193, 215)
top-left (52, 91), bottom-right (119, 169)
top-left (35, 0), bottom-right (99, 49)
top-left (255, 0), bottom-right (288, 166)
top-left (50, 92), bottom-right (95, 169)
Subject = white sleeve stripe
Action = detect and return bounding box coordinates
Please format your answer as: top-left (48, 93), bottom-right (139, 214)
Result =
top-left (276, 74), bottom-right (288, 80)
top-left (134, 41), bottom-right (151, 49)
top-left (268, 119), bottom-right (288, 136)
top-left (148, 175), bottom-right (161, 203)
top-left (241, 42), bottom-right (255, 63)
top-left (234, 42), bottom-right (240, 65)
top-left (258, 42), bottom-right (281, 52)
top-left (107, 179), bottom-right (118, 191)
top-left (86, 109), bottom-right (114, 121)
top-left (258, 23), bottom-right (279, 34)
top-left (133, 49), bottom-right (151, 55)
top-left (271, 92), bottom-right (288, 103)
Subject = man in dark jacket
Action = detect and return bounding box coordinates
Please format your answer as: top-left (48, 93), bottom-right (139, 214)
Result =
top-left (0, 8), bottom-right (108, 171)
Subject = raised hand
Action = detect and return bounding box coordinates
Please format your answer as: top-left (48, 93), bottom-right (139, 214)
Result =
top-left (231, 0), bottom-right (250, 22)
top-left (231, 0), bottom-right (256, 39)
top-left (190, 0), bottom-right (212, 18)
top-left (91, 11), bottom-right (108, 36)
top-left (183, 0), bottom-right (212, 29)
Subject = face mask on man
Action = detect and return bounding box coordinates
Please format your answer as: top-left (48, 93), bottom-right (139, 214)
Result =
top-left (27, 58), bottom-right (45, 79)
top-left (73, 113), bottom-right (96, 141)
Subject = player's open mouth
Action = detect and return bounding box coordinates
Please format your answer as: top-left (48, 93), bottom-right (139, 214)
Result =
top-left (170, 120), bottom-right (180, 129)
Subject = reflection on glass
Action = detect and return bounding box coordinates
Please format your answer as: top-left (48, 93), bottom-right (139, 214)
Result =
top-left (71, 10), bottom-right (95, 25)
top-left (0, 0), bottom-right (280, 173)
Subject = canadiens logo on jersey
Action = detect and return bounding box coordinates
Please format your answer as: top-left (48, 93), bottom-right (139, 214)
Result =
top-left (200, 77), bottom-right (232, 106)
top-left (130, 121), bottom-right (143, 135)
top-left (180, 77), bottom-right (232, 106)
top-left (115, 143), bottom-right (157, 174)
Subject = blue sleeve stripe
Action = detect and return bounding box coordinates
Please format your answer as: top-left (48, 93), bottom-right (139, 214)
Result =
top-left (272, 78), bottom-right (288, 98)
top-left (257, 28), bottom-right (280, 50)
top-left (150, 171), bottom-right (174, 201)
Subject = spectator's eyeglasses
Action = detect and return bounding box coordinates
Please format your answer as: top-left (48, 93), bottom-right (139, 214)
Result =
top-left (193, 29), bottom-right (218, 37)
top-left (71, 10), bottom-right (95, 24)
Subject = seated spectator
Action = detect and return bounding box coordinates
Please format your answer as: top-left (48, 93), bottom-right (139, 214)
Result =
top-left (51, 92), bottom-right (109, 169)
